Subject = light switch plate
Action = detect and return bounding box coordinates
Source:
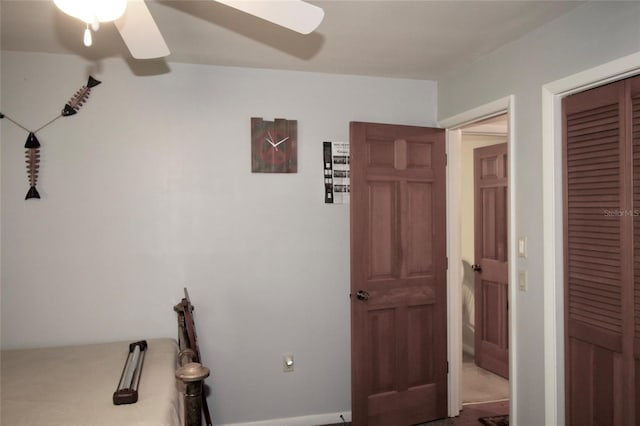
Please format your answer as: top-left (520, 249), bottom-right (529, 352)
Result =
top-left (518, 236), bottom-right (527, 258)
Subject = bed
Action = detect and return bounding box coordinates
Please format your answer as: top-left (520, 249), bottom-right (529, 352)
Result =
top-left (461, 259), bottom-right (475, 356)
top-left (1, 289), bottom-right (210, 426)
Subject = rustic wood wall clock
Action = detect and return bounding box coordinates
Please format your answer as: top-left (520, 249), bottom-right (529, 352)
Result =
top-left (251, 117), bottom-right (297, 173)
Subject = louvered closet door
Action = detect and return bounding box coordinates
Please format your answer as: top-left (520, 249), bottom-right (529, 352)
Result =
top-left (632, 77), bottom-right (640, 426)
top-left (563, 76), bottom-right (639, 426)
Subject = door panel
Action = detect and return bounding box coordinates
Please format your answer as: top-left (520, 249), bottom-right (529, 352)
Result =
top-left (474, 143), bottom-right (509, 379)
top-left (634, 78), bottom-right (640, 426)
top-left (350, 122), bottom-right (447, 425)
top-left (369, 181), bottom-right (398, 279)
top-left (406, 182), bottom-right (433, 275)
top-left (564, 77), bottom-right (639, 426)
top-left (564, 81), bottom-right (623, 426)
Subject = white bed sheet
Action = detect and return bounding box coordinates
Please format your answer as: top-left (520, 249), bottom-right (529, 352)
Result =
top-left (461, 260), bottom-right (476, 355)
top-left (1, 338), bottom-right (182, 426)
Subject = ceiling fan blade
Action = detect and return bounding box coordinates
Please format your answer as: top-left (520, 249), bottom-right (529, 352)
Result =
top-left (214, 0), bottom-right (324, 35)
top-left (114, 0), bottom-right (170, 59)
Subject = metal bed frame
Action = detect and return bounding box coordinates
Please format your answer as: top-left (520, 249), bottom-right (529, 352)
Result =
top-left (174, 289), bottom-right (212, 426)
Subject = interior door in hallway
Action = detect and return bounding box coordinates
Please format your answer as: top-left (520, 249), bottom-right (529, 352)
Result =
top-left (473, 143), bottom-right (509, 379)
top-left (350, 122), bottom-right (447, 425)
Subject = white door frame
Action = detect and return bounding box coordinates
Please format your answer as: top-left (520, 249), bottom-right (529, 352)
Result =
top-left (541, 52), bottom-right (640, 426)
top-left (439, 96), bottom-right (516, 419)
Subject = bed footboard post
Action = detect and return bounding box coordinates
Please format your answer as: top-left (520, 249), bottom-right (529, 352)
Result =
top-left (176, 362), bottom-right (210, 426)
top-left (175, 289), bottom-right (213, 426)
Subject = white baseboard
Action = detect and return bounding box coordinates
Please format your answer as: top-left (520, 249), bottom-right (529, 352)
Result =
top-left (219, 411), bottom-right (352, 426)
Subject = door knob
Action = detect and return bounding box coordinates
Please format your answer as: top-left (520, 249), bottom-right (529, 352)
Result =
top-left (356, 290), bottom-right (370, 301)
top-left (471, 264), bottom-right (482, 272)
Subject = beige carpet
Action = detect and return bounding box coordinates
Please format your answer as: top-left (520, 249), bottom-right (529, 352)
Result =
top-left (462, 353), bottom-right (509, 403)
top-left (321, 354), bottom-right (508, 425)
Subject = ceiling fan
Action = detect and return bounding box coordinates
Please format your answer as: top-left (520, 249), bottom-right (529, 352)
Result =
top-left (53, 0), bottom-right (325, 59)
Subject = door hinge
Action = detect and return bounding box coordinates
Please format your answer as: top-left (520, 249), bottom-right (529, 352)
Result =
top-left (446, 361), bottom-right (449, 373)
top-left (445, 154), bottom-right (448, 166)
top-left (446, 257), bottom-right (448, 270)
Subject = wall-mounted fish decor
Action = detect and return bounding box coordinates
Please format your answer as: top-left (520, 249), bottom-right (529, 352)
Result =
top-left (62, 76), bottom-right (101, 117)
top-left (0, 76), bottom-right (102, 200)
top-left (24, 133), bottom-right (41, 200)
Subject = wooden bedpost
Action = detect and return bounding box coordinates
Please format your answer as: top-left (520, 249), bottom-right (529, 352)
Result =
top-left (174, 288), bottom-right (212, 426)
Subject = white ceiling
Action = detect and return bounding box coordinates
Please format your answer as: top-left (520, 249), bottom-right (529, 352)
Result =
top-left (1, 0), bottom-right (583, 80)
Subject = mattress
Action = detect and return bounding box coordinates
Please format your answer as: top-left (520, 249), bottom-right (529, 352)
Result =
top-left (462, 260), bottom-right (476, 355)
top-left (1, 338), bottom-right (182, 426)
top-left (462, 283), bottom-right (475, 329)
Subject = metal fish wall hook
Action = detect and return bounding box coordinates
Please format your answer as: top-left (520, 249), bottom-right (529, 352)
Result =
top-left (62, 76), bottom-right (101, 116)
top-left (24, 132), bottom-right (41, 200)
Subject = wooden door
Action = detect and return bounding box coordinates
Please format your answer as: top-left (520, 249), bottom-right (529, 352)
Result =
top-left (563, 76), bottom-right (639, 426)
top-left (632, 76), bottom-right (640, 426)
top-left (473, 143), bottom-right (509, 379)
top-left (350, 122), bottom-right (447, 425)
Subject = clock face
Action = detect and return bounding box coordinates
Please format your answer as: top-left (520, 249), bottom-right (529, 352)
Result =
top-left (251, 118), bottom-right (297, 173)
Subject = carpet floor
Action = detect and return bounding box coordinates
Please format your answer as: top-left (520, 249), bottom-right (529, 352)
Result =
top-left (462, 353), bottom-right (509, 403)
top-left (319, 400), bottom-right (509, 426)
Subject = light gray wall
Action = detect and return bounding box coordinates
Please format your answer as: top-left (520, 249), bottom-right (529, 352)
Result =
top-left (438, 2), bottom-right (640, 425)
top-left (0, 51), bottom-right (437, 425)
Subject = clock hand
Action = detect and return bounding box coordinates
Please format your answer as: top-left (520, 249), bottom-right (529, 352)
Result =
top-left (265, 131), bottom-right (277, 147)
top-left (273, 136), bottom-right (289, 147)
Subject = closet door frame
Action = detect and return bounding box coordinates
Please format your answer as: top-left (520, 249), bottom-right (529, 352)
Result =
top-left (542, 52), bottom-right (640, 426)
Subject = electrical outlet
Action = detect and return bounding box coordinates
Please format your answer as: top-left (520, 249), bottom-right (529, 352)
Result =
top-left (282, 353), bottom-right (294, 372)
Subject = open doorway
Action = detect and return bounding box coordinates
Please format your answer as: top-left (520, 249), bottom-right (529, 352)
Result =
top-left (459, 115), bottom-right (510, 408)
top-left (441, 96), bottom-right (516, 421)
